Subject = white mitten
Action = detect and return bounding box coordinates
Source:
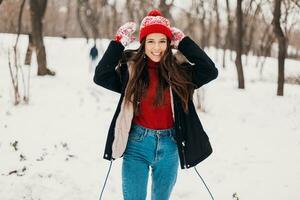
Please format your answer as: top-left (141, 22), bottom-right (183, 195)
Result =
top-left (171, 27), bottom-right (185, 49)
top-left (115, 22), bottom-right (137, 47)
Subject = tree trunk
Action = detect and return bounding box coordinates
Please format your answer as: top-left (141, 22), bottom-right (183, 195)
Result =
top-left (84, 1), bottom-right (100, 39)
top-left (245, 3), bottom-right (261, 60)
top-left (14, 0), bottom-right (26, 47)
top-left (126, 0), bottom-right (135, 21)
top-left (29, 0), bottom-right (55, 76)
top-left (223, 0), bottom-right (233, 69)
top-left (24, 34), bottom-right (33, 65)
top-left (273, 0), bottom-right (286, 96)
top-left (198, 0), bottom-right (207, 48)
top-left (214, 0), bottom-right (220, 61)
top-left (63, 0), bottom-right (71, 38)
top-left (206, 10), bottom-right (213, 47)
top-left (111, 1), bottom-right (118, 39)
top-left (235, 0), bottom-right (245, 89)
top-left (159, 0), bottom-right (174, 25)
top-left (76, 1), bottom-right (89, 42)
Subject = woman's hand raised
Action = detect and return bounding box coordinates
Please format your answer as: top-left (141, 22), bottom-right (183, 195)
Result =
top-left (171, 27), bottom-right (185, 49)
top-left (115, 22), bottom-right (137, 47)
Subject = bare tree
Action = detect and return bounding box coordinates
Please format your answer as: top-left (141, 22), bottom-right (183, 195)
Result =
top-left (63, 0), bottom-right (71, 38)
top-left (15, 0), bottom-right (26, 47)
top-left (214, 0), bottom-right (220, 61)
top-left (8, 51), bottom-right (21, 105)
top-left (222, 0), bottom-right (234, 69)
top-left (291, 0), bottom-right (300, 8)
top-left (159, 0), bottom-right (175, 24)
top-left (84, 0), bottom-right (101, 39)
top-left (77, 0), bottom-right (101, 40)
top-left (76, 0), bottom-right (89, 42)
top-left (251, 1), bottom-right (275, 77)
top-left (205, 9), bottom-right (213, 48)
top-left (126, 0), bottom-right (152, 28)
top-left (108, 0), bottom-right (118, 38)
top-left (181, 1), bottom-right (213, 48)
top-left (255, 25), bottom-right (275, 78)
top-left (125, 0), bottom-right (135, 21)
top-left (244, 2), bottom-right (262, 59)
top-left (198, 0), bottom-right (207, 48)
top-left (14, 0), bottom-right (30, 103)
top-left (24, 33), bottom-right (33, 65)
top-left (7, 0), bottom-right (26, 105)
top-left (235, 0), bottom-right (245, 89)
top-left (183, 7), bottom-right (197, 37)
top-left (76, 0), bottom-right (121, 41)
top-left (29, 0), bottom-right (55, 76)
top-left (272, 0), bottom-right (286, 96)
top-left (282, 0), bottom-right (300, 42)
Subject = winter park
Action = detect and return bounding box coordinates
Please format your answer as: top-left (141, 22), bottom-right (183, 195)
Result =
top-left (1, 0), bottom-right (300, 200)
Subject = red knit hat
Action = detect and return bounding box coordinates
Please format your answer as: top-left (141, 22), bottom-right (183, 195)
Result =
top-left (139, 10), bottom-right (172, 42)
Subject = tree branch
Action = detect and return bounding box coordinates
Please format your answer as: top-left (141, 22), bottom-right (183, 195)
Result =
top-left (291, 0), bottom-right (300, 8)
top-left (15, 0), bottom-right (26, 48)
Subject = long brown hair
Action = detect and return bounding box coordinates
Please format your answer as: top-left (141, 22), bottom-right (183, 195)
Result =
top-left (120, 39), bottom-right (196, 114)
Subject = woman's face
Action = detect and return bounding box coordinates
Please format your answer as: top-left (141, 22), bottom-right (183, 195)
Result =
top-left (145, 33), bottom-right (167, 62)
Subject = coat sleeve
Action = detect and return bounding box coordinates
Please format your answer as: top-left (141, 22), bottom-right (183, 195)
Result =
top-left (178, 36), bottom-right (218, 89)
top-left (93, 40), bottom-right (125, 93)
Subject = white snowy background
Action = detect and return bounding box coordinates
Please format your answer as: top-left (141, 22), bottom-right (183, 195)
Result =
top-left (0, 33), bottom-right (300, 200)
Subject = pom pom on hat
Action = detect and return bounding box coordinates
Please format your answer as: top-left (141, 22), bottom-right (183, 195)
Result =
top-left (139, 9), bottom-right (172, 42)
top-left (147, 10), bottom-right (162, 16)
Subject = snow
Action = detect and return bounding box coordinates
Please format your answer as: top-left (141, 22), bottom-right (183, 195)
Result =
top-left (0, 33), bottom-right (300, 200)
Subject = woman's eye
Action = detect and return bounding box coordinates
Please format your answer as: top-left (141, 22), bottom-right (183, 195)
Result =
top-left (160, 41), bottom-right (166, 43)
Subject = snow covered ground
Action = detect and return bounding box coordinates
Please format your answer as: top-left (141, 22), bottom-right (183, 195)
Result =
top-left (0, 33), bottom-right (300, 200)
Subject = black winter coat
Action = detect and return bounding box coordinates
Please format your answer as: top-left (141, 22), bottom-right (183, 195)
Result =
top-left (93, 36), bottom-right (218, 169)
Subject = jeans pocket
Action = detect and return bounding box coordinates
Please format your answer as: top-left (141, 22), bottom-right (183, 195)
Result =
top-left (170, 135), bottom-right (177, 143)
top-left (128, 131), bottom-right (145, 142)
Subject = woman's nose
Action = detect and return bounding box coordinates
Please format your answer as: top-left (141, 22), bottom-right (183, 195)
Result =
top-left (154, 43), bottom-right (161, 50)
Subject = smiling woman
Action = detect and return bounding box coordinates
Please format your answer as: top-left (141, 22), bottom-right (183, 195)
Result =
top-left (93, 9), bottom-right (218, 200)
top-left (145, 33), bottom-right (167, 62)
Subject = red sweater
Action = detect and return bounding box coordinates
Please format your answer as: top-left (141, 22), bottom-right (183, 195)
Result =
top-left (132, 59), bottom-right (174, 129)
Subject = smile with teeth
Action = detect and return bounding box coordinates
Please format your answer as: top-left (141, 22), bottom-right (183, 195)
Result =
top-left (152, 52), bottom-right (161, 56)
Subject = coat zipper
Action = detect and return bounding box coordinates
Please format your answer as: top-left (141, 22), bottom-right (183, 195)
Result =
top-left (181, 140), bottom-right (187, 168)
top-left (172, 88), bottom-right (188, 169)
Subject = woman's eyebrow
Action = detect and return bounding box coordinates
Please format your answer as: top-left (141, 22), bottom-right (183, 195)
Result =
top-left (146, 38), bottom-right (167, 41)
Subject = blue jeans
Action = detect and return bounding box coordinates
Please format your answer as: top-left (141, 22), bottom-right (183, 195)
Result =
top-left (122, 124), bottom-right (179, 200)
